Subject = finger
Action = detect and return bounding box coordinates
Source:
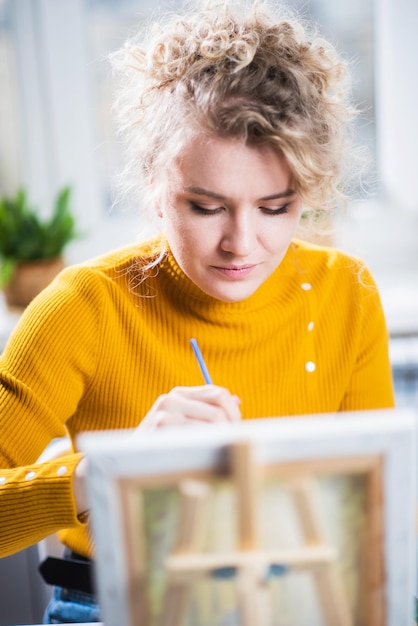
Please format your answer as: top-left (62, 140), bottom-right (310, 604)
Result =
top-left (140, 410), bottom-right (194, 429)
top-left (154, 393), bottom-right (234, 424)
top-left (139, 387), bottom-right (241, 430)
top-left (170, 386), bottom-right (242, 422)
top-left (139, 406), bottom-right (225, 430)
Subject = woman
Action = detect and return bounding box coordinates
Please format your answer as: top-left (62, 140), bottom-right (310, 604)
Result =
top-left (0, 1), bottom-right (394, 622)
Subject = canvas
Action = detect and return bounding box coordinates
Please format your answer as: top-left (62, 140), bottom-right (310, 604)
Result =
top-left (78, 409), bottom-right (417, 626)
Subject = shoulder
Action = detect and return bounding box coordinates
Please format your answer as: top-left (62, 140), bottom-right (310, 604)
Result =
top-left (47, 236), bottom-right (166, 296)
top-left (290, 238), bottom-right (375, 287)
top-left (71, 236), bottom-right (166, 278)
top-left (289, 239), bottom-right (383, 321)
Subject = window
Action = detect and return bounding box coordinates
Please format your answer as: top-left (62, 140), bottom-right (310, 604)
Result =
top-left (0, 0), bottom-right (22, 194)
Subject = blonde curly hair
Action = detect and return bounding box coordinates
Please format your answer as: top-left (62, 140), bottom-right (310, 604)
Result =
top-left (112, 0), bottom-right (357, 227)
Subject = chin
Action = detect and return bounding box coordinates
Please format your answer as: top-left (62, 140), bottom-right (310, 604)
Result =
top-left (206, 285), bottom-right (259, 303)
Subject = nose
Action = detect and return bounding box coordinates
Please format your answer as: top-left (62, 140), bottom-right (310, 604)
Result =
top-left (220, 210), bottom-right (257, 257)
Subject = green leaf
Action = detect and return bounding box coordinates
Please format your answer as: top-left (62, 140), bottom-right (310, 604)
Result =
top-left (0, 185), bottom-right (82, 278)
top-left (0, 258), bottom-right (16, 288)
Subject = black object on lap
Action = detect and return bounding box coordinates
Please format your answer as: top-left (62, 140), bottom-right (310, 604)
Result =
top-left (39, 551), bottom-right (95, 595)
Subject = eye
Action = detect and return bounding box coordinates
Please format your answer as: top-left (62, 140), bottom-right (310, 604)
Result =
top-left (190, 202), bottom-right (223, 215)
top-left (260, 203), bottom-right (290, 216)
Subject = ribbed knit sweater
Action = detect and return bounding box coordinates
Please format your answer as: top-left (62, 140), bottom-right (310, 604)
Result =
top-left (0, 237), bottom-right (394, 558)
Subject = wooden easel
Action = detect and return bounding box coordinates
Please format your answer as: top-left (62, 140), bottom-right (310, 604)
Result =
top-left (160, 441), bottom-right (353, 626)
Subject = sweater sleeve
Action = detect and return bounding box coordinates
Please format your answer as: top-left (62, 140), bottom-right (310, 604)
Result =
top-left (0, 453), bottom-right (86, 557)
top-left (0, 266), bottom-right (105, 557)
top-left (339, 265), bottom-right (395, 411)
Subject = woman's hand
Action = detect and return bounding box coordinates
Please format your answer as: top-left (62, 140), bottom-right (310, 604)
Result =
top-left (72, 387), bottom-right (241, 514)
top-left (137, 385), bottom-right (242, 431)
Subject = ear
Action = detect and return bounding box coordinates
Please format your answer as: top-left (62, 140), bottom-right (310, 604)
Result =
top-left (155, 198), bottom-right (163, 219)
top-left (149, 175), bottom-right (164, 218)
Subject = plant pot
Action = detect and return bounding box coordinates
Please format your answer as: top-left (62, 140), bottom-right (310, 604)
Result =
top-left (3, 256), bottom-right (65, 310)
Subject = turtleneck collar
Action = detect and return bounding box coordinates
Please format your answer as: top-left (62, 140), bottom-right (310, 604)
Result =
top-left (158, 240), bottom-right (300, 313)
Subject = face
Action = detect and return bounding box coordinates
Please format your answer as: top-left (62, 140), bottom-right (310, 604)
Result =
top-left (158, 135), bottom-right (303, 302)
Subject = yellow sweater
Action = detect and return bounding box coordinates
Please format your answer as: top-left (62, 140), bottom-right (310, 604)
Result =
top-left (0, 238), bottom-right (394, 558)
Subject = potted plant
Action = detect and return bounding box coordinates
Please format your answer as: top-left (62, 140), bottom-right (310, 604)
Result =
top-left (0, 185), bottom-right (79, 309)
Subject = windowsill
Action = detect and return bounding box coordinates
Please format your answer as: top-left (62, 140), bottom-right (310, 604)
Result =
top-left (0, 296), bottom-right (22, 351)
top-left (378, 279), bottom-right (418, 337)
top-left (334, 201), bottom-right (418, 337)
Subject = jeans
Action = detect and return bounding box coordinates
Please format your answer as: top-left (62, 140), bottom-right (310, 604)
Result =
top-left (43, 585), bottom-right (101, 624)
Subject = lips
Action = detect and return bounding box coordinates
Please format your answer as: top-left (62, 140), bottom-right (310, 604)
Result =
top-left (212, 264), bottom-right (256, 278)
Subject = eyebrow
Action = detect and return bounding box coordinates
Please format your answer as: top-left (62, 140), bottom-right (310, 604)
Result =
top-left (183, 186), bottom-right (296, 201)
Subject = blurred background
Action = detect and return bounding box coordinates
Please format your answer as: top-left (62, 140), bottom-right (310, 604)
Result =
top-left (0, 1), bottom-right (417, 624)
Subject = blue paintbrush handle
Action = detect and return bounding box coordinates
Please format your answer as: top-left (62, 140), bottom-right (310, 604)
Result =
top-left (190, 338), bottom-right (213, 384)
